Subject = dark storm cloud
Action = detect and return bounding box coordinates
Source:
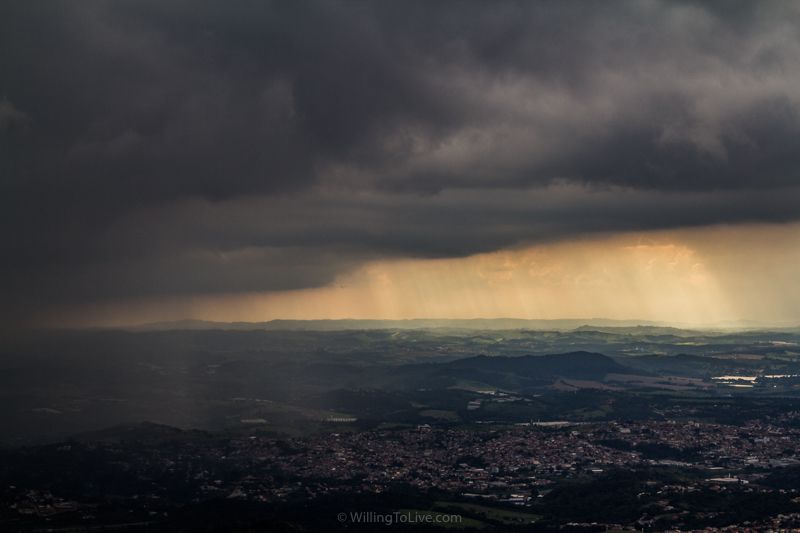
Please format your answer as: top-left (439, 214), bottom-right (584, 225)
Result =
top-left (2, 0), bottom-right (800, 323)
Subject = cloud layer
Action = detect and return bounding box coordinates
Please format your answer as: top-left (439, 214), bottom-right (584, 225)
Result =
top-left (2, 1), bottom-right (800, 324)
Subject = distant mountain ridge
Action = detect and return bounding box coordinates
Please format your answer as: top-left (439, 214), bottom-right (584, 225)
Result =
top-left (126, 318), bottom-right (670, 332)
top-left (120, 318), bottom-right (798, 333)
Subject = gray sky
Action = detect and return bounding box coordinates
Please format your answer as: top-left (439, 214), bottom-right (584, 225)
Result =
top-left (2, 1), bottom-right (800, 326)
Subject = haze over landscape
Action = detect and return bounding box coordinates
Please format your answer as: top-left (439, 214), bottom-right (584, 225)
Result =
top-left (4, 1), bottom-right (800, 531)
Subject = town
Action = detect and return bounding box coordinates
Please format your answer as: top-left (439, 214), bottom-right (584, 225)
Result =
top-left (5, 408), bottom-right (800, 530)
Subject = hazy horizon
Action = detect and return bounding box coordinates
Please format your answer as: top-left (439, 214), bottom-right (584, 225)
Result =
top-left (81, 316), bottom-right (800, 333)
top-left (49, 223), bottom-right (800, 329)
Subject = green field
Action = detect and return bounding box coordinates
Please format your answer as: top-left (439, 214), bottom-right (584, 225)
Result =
top-left (433, 501), bottom-right (541, 525)
top-left (397, 509), bottom-right (487, 529)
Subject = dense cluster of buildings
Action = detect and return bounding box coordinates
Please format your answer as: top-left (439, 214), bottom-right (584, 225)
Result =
top-left (212, 416), bottom-right (800, 501)
top-left (5, 412), bottom-right (800, 530)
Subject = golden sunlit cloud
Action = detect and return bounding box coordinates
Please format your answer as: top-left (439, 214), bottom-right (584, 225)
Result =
top-left (62, 223), bottom-right (800, 328)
